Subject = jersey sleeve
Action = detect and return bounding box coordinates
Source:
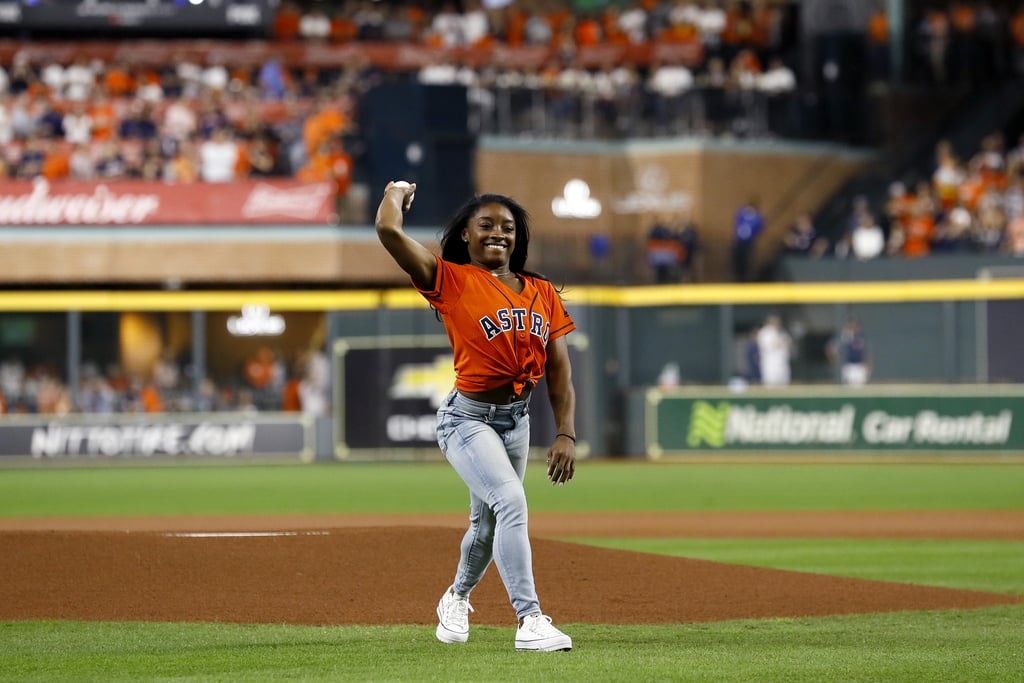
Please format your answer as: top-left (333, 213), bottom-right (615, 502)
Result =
top-left (412, 255), bottom-right (463, 314)
top-left (541, 279), bottom-right (575, 341)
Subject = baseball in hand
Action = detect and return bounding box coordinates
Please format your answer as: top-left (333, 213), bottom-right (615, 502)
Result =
top-left (392, 181), bottom-right (415, 211)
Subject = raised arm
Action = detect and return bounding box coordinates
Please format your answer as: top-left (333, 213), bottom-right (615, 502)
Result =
top-left (375, 181), bottom-right (437, 291)
top-left (544, 334), bottom-right (576, 485)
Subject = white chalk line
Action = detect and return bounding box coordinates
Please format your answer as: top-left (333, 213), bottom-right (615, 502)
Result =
top-left (163, 531), bottom-right (331, 538)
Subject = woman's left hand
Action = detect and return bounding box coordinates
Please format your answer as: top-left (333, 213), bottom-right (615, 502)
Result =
top-left (546, 436), bottom-right (576, 486)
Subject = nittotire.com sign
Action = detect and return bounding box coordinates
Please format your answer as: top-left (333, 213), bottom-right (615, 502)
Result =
top-left (0, 414), bottom-right (313, 460)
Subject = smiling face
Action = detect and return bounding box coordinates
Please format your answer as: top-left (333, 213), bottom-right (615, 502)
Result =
top-left (462, 202), bottom-right (517, 272)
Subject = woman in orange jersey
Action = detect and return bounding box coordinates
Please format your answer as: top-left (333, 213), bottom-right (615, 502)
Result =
top-left (375, 182), bottom-right (576, 653)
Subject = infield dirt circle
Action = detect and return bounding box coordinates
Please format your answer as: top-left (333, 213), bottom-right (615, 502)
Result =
top-left (1, 511), bottom-right (1022, 626)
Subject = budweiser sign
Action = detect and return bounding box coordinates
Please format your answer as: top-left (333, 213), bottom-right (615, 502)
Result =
top-left (0, 179), bottom-right (335, 225)
top-left (0, 179), bottom-right (160, 225)
top-left (241, 182), bottom-right (335, 220)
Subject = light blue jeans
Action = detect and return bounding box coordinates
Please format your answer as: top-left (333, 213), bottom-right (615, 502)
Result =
top-left (436, 389), bottom-right (539, 620)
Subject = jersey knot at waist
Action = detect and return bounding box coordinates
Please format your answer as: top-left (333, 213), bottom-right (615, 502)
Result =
top-left (456, 378), bottom-right (535, 406)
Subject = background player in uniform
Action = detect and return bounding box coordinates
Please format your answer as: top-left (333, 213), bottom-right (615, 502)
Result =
top-left (827, 317), bottom-right (871, 386)
top-left (375, 181), bottom-right (577, 652)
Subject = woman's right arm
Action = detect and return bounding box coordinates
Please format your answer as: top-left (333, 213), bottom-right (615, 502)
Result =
top-left (375, 181), bottom-right (437, 291)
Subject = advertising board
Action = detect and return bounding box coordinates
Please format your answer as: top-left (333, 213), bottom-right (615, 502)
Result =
top-left (0, 413), bottom-right (314, 461)
top-left (333, 335), bottom-right (589, 460)
top-left (646, 386), bottom-right (1024, 456)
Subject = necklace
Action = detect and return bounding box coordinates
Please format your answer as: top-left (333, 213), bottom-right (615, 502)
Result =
top-left (491, 270), bottom-right (515, 279)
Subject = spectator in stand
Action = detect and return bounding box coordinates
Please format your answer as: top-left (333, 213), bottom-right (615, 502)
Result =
top-left (847, 211), bottom-right (886, 260)
top-left (246, 135), bottom-right (278, 177)
top-left (523, 9), bottom-right (553, 45)
top-left (676, 209), bottom-right (703, 282)
top-left (758, 57), bottom-right (797, 137)
top-left (273, 0), bottom-right (303, 41)
top-left (616, 0), bottom-right (648, 44)
top-left (196, 96), bottom-right (231, 139)
top-left (173, 55), bottom-right (204, 99)
top-left (300, 5), bottom-right (332, 42)
top-left (137, 138), bottom-right (165, 180)
top-left (244, 346), bottom-right (277, 392)
top-left (162, 96), bottom-right (198, 143)
top-left (69, 142), bottom-right (96, 179)
top-left (88, 87), bottom-right (116, 142)
top-left (135, 63), bottom-right (165, 103)
top-left (39, 55), bottom-right (66, 99)
top-left (884, 180), bottom-right (915, 240)
top-left (200, 55), bottom-right (230, 95)
top-left (1007, 211), bottom-right (1024, 255)
top-left (62, 100), bottom-right (92, 145)
top-left (0, 94), bottom-right (11, 148)
top-left (330, 5), bottom-right (360, 43)
top-left (1004, 171), bottom-right (1024, 221)
top-left (647, 58), bottom-right (695, 134)
top-left (303, 97), bottom-right (349, 160)
top-left (866, 4), bottom-right (890, 84)
top-left (889, 180), bottom-right (937, 257)
top-left (94, 138), bottom-right (127, 178)
top-left (428, 1), bottom-right (463, 46)
top-left (462, 0), bottom-right (491, 47)
top-left (64, 55), bottom-right (96, 102)
top-left (103, 59), bottom-right (136, 98)
top-left (199, 126), bottom-right (239, 183)
top-left (973, 202), bottom-right (1007, 252)
top-left (33, 97), bottom-right (64, 138)
top-left (164, 138), bottom-right (200, 183)
top-left (257, 54), bottom-right (289, 101)
top-left (929, 7), bottom-right (953, 84)
top-left (118, 99), bottom-right (158, 140)
top-left (40, 137), bottom-right (70, 180)
top-left (354, 0), bottom-right (387, 40)
top-left (297, 136), bottom-right (353, 200)
top-left (13, 133), bottom-right (45, 178)
top-left (697, 55), bottom-right (733, 136)
top-left (731, 196), bottom-right (764, 282)
top-left (932, 202), bottom-right (974, 252)
top-left (782, 212), bottom-right (828, 258)
top-left (645, 217), bottom-right (684, 284)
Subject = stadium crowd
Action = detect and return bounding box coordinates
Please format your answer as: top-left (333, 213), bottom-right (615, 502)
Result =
top-left (3, 0), bottom-right (1024, 415)
top-left (0, 0), bottom-right (801, 187)
top-left (782, 131), bottom-right (1024, 261)
top-left (0, 344), bottom-right (329, 417)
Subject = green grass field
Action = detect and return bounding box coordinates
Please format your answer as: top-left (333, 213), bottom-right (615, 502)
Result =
top-left (2, 462), bottom-right (1023, 682)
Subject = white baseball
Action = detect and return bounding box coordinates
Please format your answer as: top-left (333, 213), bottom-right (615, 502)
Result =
top-left (392, 181), bottom-right (412, 189)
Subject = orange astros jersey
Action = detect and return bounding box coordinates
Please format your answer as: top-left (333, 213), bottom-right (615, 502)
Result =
top-left (415, 255), bottom-right (575, 395)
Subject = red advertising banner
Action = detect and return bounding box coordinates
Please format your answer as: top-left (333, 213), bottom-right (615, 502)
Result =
top-left (0, 38), bottom-right (703, 71)
top-left (0, 179), bottom-right (336, 226)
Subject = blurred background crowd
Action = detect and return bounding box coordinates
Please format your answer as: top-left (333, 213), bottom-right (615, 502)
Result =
top-left (3, 0), bottom-right (1024, 417)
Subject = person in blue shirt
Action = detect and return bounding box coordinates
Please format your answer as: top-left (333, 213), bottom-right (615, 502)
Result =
top-left (732, 197), bottom-right (764, 282)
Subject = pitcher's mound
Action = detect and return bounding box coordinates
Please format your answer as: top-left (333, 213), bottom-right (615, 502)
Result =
top-left (0, 527), bottom-right (1018, 625)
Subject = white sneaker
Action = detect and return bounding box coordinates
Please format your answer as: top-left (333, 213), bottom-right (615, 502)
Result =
top-left (435, 586), bottom-right (473, 643)
top-left (514, 613), bottom-right (572, 652)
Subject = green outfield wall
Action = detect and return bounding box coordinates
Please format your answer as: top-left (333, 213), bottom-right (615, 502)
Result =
top-left (1, 279), bottom-right (1024, 459)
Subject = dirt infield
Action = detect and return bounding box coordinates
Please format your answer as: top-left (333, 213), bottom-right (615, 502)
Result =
top-left (1, 512), bottom-right (1021, 626)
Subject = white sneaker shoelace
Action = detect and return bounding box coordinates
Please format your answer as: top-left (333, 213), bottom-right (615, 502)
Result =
top-left (520, 614), bottom-right (561, 637)
top-left (440, 591), bottom-right (473, 631)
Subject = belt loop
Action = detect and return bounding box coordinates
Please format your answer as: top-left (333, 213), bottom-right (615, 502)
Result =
top-left (487, 404), bottom-right (496, 421)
